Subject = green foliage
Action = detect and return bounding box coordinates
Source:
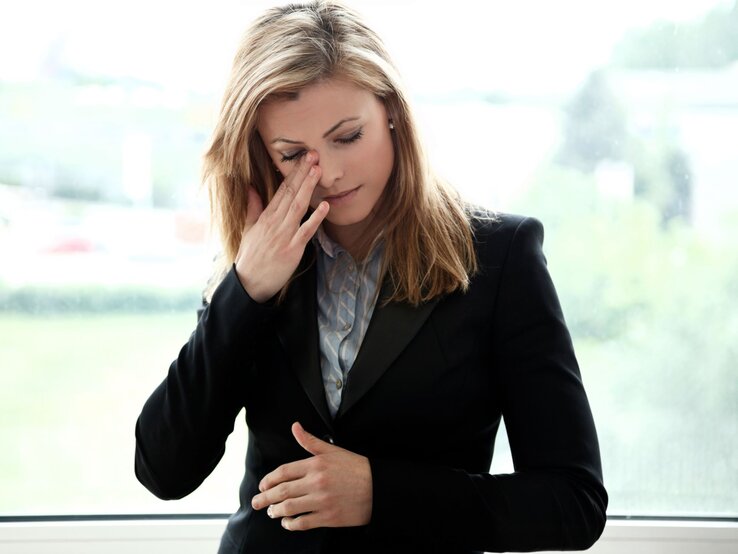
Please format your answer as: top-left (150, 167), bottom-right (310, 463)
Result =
top-left (514, 166), bottom-right (738, 514)
top-left (613, 2), bottom-right (738, 69)
top-left (627, 122), bottom-right (693, 225)
top-left (558, 69), bottom-right (694, 226)
top-left (557, 70), bottom-right (628, 172)
top-left (0, 82), bottom-right (209, 208)
top-left (0, 283), bottom-right (202, 314)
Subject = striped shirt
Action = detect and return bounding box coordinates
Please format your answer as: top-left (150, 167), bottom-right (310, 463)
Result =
top-left (312, 226), bottom-right (384, 418)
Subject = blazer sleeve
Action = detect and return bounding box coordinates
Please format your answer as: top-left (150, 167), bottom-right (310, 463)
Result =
top-left (365, 217), bottom-right (608, 552)
top-left (134, 264), bottom-right (276, 500)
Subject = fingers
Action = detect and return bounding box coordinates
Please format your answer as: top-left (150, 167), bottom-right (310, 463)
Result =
top-left (259, 460), bottom-right (308, 493)
top-left (292, 200), bottom-right (329, 247)
top-left (268, 152), bottom-right (317, 217)
top-left (281, 512), bottom-right (321, 531)
top-left (253, 479), bottom-right (305, 510)
top-left (286, 163), bottom-right (322, 222)
top-left (251, 448), bottom-right (373, 529)
top-left (266, 495), bottom-right (312, 520)
top-left (252, 461), bottom-right (310, 510)
top-left (291, 421), bottom-right (339, 456)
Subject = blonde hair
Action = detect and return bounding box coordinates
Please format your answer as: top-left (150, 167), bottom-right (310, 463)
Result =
top-left (203, 0), bottom-right (478, 305)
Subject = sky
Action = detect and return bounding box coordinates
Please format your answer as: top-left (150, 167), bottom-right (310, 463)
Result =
top-left (0, 0), bottom-right (734, 96)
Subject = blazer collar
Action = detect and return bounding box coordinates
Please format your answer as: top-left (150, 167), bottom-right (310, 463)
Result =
top-left (276, 256), bottom-right (439, 431)
top-left (276, 256), bottom-right (333, 432)
top-left (335, 279), bottom-right (439, 419)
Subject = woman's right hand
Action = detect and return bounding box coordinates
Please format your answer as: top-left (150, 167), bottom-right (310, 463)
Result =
top-left (235, 151), bottom-right (329, 303)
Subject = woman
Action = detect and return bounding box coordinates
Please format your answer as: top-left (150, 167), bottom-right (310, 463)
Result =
top-left (134, 1), bottom-right (608, 552)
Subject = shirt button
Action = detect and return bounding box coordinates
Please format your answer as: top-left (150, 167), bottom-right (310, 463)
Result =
top-left (343, 323), bottom-right (351, 331)
top-left (335, 378), bottom-right (343, 390)
top-left (322, 434), bottom-right (335, 445)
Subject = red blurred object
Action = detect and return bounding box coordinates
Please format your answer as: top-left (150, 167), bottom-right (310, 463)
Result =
top-left (42, 237), bottom-right (97, 254)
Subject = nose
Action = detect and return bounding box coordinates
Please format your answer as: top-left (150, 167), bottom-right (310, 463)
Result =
top-left (313, 150), bottom-right (343, 189)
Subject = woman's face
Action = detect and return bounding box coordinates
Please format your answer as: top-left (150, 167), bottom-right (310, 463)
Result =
top-left (257, 78), bottom-right (395, 235)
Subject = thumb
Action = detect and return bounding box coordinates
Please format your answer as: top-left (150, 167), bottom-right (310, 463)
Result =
top-left (291, 422), bottom-right (335, 456)
top-left (245, 186), bottom-right (264, 226)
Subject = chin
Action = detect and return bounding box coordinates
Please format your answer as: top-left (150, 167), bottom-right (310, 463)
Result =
top-left (324, 212), bottom-right (367, 227)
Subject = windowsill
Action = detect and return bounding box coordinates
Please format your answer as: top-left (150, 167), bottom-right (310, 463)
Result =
top-left (0, 516), bottom-right (736, 553)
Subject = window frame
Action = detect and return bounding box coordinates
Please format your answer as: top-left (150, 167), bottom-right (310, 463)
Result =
top-left (0, 516), bottom-right (736, 553)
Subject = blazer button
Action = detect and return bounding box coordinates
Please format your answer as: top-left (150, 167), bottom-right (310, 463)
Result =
top-left (323, 434), bottom-right (335, 445)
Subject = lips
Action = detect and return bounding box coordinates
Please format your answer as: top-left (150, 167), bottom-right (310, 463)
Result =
top-left (323, 185), bottom-right (361, 204)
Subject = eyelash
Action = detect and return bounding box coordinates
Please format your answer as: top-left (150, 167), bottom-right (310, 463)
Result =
top-left (280, 129), bottom-right (364, 163)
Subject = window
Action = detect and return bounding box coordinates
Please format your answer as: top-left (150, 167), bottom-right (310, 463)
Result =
top-left (1, 0), bottom-right (736, 520)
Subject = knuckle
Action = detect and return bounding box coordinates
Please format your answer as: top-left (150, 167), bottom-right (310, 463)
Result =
top-left (295, 226), bottom-right (309, 243)
top-left (281, 499), bottom-right (295, 514)
top-left (274, 483), bottom-right (288, 502)
top-left (282, 183), bottom-right (296, 197)
top-left (259, 210), bottom-right (274, 227)
top-left (290, 198), bottom-right (306, 214)
top-left (314, 472), bottom-right (329, 490)
top-left (316, 492), bottom-right (331, 507)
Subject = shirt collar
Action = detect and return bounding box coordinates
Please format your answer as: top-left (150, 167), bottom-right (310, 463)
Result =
top-left (313, 225), bottom-right (343, 259)
top-left (312, 225), bottom-right (385, 263)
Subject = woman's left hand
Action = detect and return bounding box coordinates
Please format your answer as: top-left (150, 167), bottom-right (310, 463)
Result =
top-left (251, 422), bottom-right (373, 531)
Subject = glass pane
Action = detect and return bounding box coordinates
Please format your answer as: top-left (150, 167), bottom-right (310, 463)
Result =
top-left (1, 0), bottom-right (735, 517)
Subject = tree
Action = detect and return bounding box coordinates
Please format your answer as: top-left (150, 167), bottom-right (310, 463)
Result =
top-left (557, 70), bottom-right (628, 172)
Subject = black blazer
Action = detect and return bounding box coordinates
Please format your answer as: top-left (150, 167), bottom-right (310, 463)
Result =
top-left (135, 213), bottom-right (607, 554)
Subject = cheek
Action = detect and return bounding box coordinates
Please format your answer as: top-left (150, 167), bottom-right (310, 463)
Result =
top-left (309, 187), bottom-right (323, 209)
top-left (357, 133), bottom-right (394, 183)
top-left (370, 133), bottom-right (394, 187)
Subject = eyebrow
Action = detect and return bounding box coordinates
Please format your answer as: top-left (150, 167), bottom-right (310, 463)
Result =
top-left (270, 117), bottom-right (360, 145)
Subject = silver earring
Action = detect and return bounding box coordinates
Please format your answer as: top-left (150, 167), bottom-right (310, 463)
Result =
top-left (388, 120), bottom-right (394, 130)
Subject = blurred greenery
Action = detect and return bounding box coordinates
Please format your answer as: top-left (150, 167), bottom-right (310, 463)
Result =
top-left (0, 82), bottom-right (209, 207)
top-left (613, 2), bottom-right (738, 69)
top-left (0, 312), bottom-right (196, 513)
top-left (558, 70), bottom-right (629, 173)
top-left (514, 164), bottom-right (738, 515)
top-left (558, 69), bottom-right (693, 226)
top-left (1, 1), bottom-right (737, 518)
top-left (0, 283), bottom-right (201, 313)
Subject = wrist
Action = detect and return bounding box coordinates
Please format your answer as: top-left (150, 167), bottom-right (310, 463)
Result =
top-left (233, 263), bottom-right (274, 304)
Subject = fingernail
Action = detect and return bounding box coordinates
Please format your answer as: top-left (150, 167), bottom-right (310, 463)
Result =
top-left (305, 152), bottom-right (314, 163)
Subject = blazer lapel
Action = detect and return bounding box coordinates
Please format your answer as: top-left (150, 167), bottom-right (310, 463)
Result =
top-left (335, 281), bottom-right (440, 420)
top-left (276, 258), bottom-right (335, 433)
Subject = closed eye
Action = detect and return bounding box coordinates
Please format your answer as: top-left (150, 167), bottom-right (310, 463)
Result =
top-left (280, 150), bottom-right (307, 163)
top-left (336, 129), bottom-right (363, 145)
top-left (280, 129), bottom-right (364, 163)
